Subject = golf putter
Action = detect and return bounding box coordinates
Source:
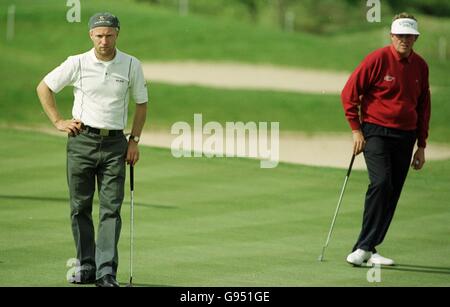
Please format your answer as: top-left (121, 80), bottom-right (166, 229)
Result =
top-left (127, 164), bottom-right (135, 287)
top-left (318, 154), bottom-right (356, 262)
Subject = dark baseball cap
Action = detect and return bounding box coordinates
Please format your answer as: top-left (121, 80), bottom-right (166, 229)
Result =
top-left (88, 12), bottom-right (120, 30)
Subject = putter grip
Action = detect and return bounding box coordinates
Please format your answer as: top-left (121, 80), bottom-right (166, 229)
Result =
top-left (130, 165), bottom-right (134, 191)
top-left (347, 154), bottom-right (356, 177)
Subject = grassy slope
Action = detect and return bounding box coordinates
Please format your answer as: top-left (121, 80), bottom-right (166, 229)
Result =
top-left (2, 0), bottom-right (447, 73)
top-left (149, 83), bottom-right (450, 143)
top-left (148, 83), bottom-right (348, 134)
top-left (1, 130), bottom-right (449, 286)
top-left (1, 0), bottom-right (449, 142)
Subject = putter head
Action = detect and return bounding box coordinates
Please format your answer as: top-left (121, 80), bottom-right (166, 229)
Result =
top-left (126, 277), bottom-right (133, 287)
top-left (318, 247), bottom-right (326, 262)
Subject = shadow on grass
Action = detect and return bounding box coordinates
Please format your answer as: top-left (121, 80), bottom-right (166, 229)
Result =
top-left (0, 195), bottom-right (68, 203)
top-left (0, 194), bottom-right (177, 209)
top-left (120, 283), bottom-right (176, 287)
top-left (382, 263), bottom-right (450, 275)
top-left (350, 263), bottom-right (450, 276)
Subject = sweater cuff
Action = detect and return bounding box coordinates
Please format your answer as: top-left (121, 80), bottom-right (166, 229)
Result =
top-left (417, 138), bottom-right (427, 148)
top-left (349, 120), bottom-right (361, 131)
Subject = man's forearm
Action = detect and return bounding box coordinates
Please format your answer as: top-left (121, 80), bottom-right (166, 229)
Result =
top-left (36, 80), bottom-right (62, 126)
top-left (130, 103), bottom-right (147, 137)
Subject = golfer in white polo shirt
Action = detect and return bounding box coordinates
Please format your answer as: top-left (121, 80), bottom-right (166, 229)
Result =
top-left (36, 12), bottom-right (148, 287)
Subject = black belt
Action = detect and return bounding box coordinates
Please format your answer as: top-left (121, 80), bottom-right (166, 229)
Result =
top-left (82, 124), bottom-right (123, 137)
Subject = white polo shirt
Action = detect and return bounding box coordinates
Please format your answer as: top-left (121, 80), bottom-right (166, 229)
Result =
top-left (44, 48), bottom-right (148, 130)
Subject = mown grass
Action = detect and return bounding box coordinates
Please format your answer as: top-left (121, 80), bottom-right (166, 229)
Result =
top-left (1, 129), bottom-right (449, 286)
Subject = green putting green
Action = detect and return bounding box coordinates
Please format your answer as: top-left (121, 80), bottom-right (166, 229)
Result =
top-left (1, 129), bottom-right (449, 286)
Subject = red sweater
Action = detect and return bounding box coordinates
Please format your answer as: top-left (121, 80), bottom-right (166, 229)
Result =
top-left (341, 45), bottom-right (431, 147)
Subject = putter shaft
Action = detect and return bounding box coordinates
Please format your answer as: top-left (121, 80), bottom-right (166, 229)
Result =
top-left (129, 165), bottom-right (134, 285)
top-left (319, 154), bottom-right (355, 262)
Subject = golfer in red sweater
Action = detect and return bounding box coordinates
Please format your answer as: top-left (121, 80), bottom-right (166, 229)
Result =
top-left (341, 13), bottom-right (431, 266)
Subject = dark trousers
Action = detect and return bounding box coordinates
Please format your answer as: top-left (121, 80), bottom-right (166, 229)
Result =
top-left (353, 123), bottom-right (416, 253)
top-left (67, 130), bottom-right (128, 279)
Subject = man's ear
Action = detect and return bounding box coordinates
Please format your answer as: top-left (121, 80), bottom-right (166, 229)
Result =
top-left (414, 35), bottom-right (419, 42)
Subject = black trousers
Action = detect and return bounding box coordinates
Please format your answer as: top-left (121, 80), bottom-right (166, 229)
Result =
top-left (353, 123), bottom-right (416, 253)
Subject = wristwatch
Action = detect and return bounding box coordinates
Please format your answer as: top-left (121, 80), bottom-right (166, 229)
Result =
top-left (129, 134), bottom-right (140, 143)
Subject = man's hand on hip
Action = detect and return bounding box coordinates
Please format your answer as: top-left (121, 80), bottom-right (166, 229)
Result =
top-left (126, 141), bottom-right (139, 166)
top-left (55, 119), bottom-right (82, 136)
top-left (352, 129), bottom-right (366, 155)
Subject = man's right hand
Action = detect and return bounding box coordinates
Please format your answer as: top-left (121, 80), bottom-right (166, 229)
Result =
top-left (55, 119), bottom-right (82, 136)
top-left (352, 129), bottom-right (366, 155)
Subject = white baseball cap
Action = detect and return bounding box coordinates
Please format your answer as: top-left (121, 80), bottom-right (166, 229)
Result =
top-left (391, 18), bottom-right (420, 35)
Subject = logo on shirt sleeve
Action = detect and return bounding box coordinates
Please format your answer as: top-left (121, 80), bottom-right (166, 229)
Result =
top-left (384, 75), bottom-right (395, 82)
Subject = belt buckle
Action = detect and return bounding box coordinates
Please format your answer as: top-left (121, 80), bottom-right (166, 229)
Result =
top-left (100, 129), bottom-right (109, 136)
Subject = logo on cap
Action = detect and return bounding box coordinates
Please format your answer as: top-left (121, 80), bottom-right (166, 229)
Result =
top-left (399, 20), bottom-right (414, 28)
top-left (89, 13), bottom-right (120, 30)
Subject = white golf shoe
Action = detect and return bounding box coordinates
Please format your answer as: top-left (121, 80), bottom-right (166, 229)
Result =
top-left (346, 249), bottom-right (372, 266)
top-left (367, 253), bottom-right (395, 266)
